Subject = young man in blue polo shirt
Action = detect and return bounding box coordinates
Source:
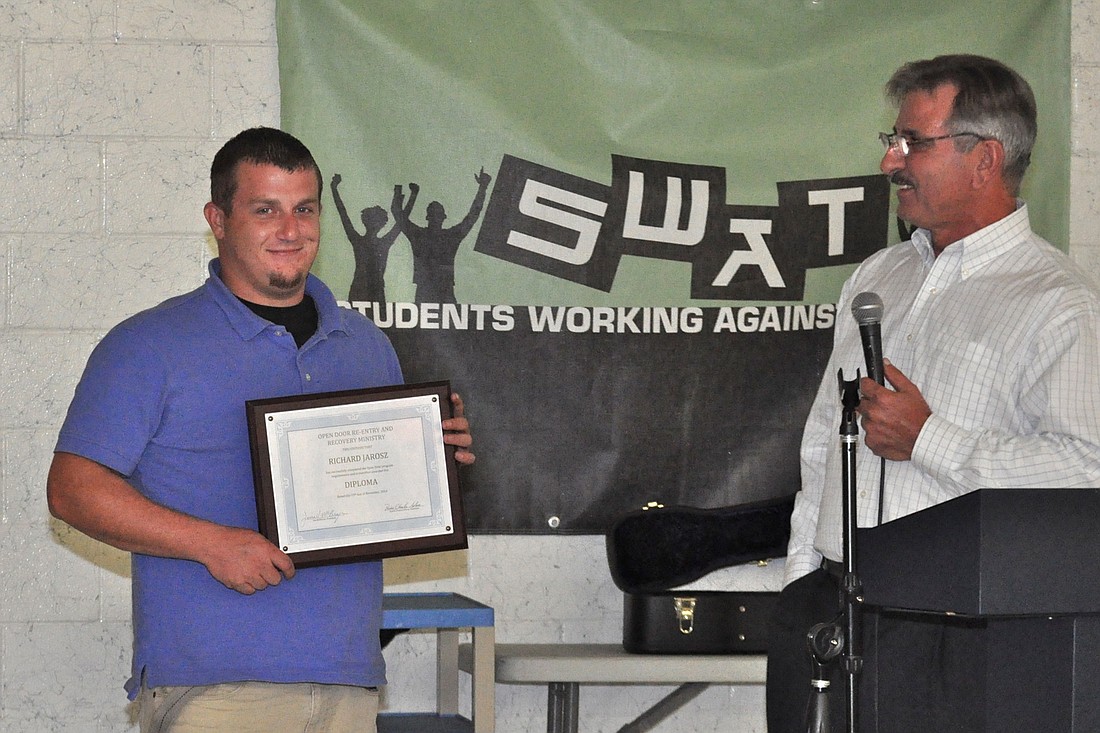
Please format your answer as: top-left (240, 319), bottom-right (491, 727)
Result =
top-left (47, 127), bottom-right (475, 733)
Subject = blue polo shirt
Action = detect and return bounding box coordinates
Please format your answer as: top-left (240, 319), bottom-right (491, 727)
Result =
top-left (55, 259), bottom-right (403, 698)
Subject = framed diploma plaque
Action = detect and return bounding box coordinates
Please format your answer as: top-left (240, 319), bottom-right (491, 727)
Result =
top-left (246, 381), bottom-right (466, 567)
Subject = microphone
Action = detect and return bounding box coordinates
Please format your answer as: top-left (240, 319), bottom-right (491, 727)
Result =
top-left (851, 291), bottom-right (884, 386)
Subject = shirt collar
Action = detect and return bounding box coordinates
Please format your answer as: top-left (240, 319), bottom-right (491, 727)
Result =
top-left (204, 258), bottom-right (348, 341)
top-left (909, 202), bottom-right (1031, 276)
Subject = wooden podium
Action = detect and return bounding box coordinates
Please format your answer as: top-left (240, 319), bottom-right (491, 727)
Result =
top-left (857, 489), bottom-right (1100, 732)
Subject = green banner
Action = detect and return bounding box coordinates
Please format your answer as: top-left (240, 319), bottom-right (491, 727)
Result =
top-left (277, 0), bottom-right (1070, 532)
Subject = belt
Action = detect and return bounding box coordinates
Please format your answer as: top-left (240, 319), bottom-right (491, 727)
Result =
top-left (821, 558), bottom-right (844, 579)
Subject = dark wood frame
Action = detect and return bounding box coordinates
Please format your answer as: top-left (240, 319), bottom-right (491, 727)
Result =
top-left (246, 381), bottom-right (465, 567)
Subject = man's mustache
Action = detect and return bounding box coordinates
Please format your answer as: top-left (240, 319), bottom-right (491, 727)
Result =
top-left (888, 172), bottom-right (914, 188)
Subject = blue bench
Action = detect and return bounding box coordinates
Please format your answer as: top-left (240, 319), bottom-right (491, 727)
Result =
top-left (378, 593), bottom-right (495, 733)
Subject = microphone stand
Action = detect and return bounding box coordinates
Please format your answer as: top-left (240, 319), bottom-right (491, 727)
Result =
top-left (838, 370), bottom-right (864, 733)
top-left (803, 370), bottom-right (864, 733)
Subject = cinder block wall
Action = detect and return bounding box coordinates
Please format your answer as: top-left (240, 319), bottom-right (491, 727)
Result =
top-left (1, 3), bottom-right (1097, 732)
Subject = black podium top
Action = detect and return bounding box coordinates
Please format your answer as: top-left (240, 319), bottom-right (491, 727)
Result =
top-left (857, 488), bottom-right (1100, 617)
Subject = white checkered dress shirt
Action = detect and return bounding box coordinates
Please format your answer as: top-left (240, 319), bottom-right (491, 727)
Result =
top-left (785, 204), bottom-right (1100, 585)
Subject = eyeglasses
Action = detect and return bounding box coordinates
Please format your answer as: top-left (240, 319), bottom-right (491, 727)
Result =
top-left (878, 131), bottom-right (987, 157)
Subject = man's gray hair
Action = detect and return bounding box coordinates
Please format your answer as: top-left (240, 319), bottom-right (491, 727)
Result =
top-left (886, 54), bottom-right (1037, 193)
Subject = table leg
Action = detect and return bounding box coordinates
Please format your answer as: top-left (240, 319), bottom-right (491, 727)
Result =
top-left (436, 628), bottom-right (460, 715)
top-left (617, 683), bottom-right (710, 732)
top-left (547, 682), bottom-right (579, 733)
top-left (471, 625), bottom-right (495, 733)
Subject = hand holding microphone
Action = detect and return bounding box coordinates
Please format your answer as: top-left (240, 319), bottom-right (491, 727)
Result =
top-left (849, 292), bottom-right (930, 460)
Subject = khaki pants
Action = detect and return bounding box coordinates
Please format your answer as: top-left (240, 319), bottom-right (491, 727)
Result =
top-left (138, 681), bottom-right (379, 733)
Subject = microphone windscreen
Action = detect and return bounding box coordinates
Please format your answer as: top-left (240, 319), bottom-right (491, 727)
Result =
top-left (851, 291), bottom-right (884, 325)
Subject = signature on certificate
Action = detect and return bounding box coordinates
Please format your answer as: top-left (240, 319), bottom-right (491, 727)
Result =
top-left (301, 509), bottom-right (348, 524)
top-left (384, 501), bottom-right (423, 514)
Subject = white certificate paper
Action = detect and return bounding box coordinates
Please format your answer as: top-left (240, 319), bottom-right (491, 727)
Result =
top-left (287, 415), bottom-right (431, 530)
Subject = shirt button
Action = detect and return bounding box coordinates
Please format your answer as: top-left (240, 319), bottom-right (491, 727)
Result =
top-left (305, 374), bottom-right (312, 381)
